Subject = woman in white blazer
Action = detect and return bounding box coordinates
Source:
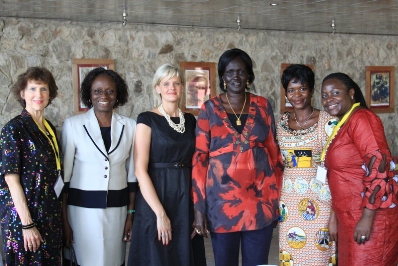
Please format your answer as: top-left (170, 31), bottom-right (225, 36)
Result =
top-left (62, 67), bottom-right (137, 266)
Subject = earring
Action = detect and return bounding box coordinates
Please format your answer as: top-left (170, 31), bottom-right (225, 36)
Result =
top-left (223, 80), bottom-right (227, 90)
top-left (351, 96), bottom-right (354, 100)
top-left (246, 80), bottom-right (250, 89)
top-left (285, 96), bottom-right (289, 103)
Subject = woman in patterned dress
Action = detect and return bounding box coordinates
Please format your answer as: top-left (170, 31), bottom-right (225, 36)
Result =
top-left (0, 67), bottom-right (62, 265)
top-left (321, 73), bottom-right (398, 265)
top-left (192, 48), bottom-right (284, 266)
top-left (277, 64), bottom-right (336, 265)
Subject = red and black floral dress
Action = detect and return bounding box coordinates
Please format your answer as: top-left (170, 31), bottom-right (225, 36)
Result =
top-left (192, 93), bottom-right (284, 233)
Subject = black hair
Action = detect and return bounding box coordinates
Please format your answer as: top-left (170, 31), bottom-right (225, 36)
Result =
top-left (322, 72), bottom-right (368, 108)
top-left (13, 67), bottom-right (58, 107)
top-left (80, 67), bottom-right (129, 109)
top-left (217, 48), bottom-right (255, 92)
top-left (281, 64), bottom-right (315, 93)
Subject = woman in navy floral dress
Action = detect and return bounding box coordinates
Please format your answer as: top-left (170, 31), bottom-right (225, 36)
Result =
top-left (0, 67), bottom-right (62, 265)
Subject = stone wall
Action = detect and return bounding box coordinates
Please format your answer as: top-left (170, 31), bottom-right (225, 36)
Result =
top-left (0, 18), bottom-right (397, 154)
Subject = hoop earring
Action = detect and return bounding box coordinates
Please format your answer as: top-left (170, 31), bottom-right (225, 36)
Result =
top-left (246, 80), bottom-right (250, 89)
top-left (223, 80), bottom-right (227, 90)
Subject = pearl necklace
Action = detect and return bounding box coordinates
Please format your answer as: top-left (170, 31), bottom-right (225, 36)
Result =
top-left (293, 108), bottom-right (314, 129)
top-left (158, 105), bottom-right (185, 133)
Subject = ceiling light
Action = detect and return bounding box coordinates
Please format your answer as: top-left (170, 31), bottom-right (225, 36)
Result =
top-left (331, 19), bottom-right (336, 34)
top-left (237, 16), bottom-right (241, 31)
top-left (270, 3), bottom-right (279, 6)
top-left (122, 6), bottom-right (127, 26)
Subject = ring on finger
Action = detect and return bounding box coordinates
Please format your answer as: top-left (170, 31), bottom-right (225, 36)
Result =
top-left (361, 235), bottom-right (366, 240)
top-left (195, 228), bottom-right (201, 234)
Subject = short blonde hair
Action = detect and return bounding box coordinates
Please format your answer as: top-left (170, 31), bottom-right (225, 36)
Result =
top-left (152, 64), bottom-right (184, 88)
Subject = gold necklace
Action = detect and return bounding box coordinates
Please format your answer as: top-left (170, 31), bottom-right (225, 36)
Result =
top-left (225, 93), bottom-right (247, 126)
top-left (294, 108), bottom-right (314, 129)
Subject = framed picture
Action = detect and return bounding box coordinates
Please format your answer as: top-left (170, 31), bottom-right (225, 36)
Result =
top-left (365, 66), bottom-right (395, 113)
top-left (72, 58), bottom-right (115, 114)
top-left (180, 61), bottom-right (217, 116)
top-left (280, 63), bottom-right (314, 114)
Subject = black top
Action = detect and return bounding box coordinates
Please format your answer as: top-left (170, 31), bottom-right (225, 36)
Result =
top-left (227, 113), bottom-right (248, 134)
top-left (100, 126), bottom-right (111, 152)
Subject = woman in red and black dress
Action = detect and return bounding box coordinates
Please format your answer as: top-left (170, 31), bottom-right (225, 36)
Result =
top-left (191, 48), bottom-right (284, 266)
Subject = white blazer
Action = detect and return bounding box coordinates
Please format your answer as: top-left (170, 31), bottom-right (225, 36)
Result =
top-left (62, 108), bottom-right (136, 208)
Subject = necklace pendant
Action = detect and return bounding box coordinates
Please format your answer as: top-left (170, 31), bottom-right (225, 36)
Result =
top-left (236, 119), bottom-right (241, 126)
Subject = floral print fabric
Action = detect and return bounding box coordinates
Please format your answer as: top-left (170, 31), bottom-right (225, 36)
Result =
top-left (0, 109), bottom-right (62, 265)
top-left (192, 93), bottom-right (283, 233)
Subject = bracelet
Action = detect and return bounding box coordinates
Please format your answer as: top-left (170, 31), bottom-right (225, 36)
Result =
top-left (22, 223), bottom-right (35, 230)
top-left (128, 210), bottom-right (135, 214)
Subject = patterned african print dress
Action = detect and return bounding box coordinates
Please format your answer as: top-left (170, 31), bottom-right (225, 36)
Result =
top-left (277, 110), bottom-right (336, 266)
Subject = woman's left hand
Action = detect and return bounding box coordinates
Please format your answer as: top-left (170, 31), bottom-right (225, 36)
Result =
top-left (123, 218), bottom-right (133, 242)
top-left (23, 226), bottom-right (43, 252)
top-left (354, 208), bottom-right (376, 244)
top-left (157, 212), bottom-right (172, 246)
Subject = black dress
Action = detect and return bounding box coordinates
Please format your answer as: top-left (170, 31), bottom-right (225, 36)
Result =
top-left (128, 112), bottom-right (206, 266)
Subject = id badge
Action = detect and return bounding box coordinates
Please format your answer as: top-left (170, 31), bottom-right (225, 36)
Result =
top-left (316, 166), bottom-right (327, 184)
top-left (54, 174), bottom-right (64, 198)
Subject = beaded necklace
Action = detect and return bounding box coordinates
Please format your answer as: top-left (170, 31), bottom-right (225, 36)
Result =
top-left (320, 102), bottom-right (360, 163)
top-left (280, 112), bottom-right (318, 136)
top-left (158, 104), bottom-right (185, 133)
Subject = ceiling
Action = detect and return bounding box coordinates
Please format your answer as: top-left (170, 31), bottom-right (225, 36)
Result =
top-left (1, 0), bottom-right (398, 36)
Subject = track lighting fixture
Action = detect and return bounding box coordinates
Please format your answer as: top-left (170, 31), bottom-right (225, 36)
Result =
top-left (122, 6), bottom-right (127, 26)
top-left (237, 16), bottom-right (241, 31)
top-left (331, 19), bottom-right (336, 34)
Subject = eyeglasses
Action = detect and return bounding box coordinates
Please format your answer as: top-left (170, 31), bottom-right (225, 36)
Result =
top-left (91, 89), bottom-right (115, 96)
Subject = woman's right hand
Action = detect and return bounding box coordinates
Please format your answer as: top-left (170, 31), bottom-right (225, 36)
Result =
top-left (23, 226), bottom-right (43, 252)
top-left (191, 208), bottom-right (209, 239)
top-left (157, 212), bottom-right (172, 246)
top-left (328, 210), bottom-right (338, 242)
top-left (63, 220), bottom-right (74, 248)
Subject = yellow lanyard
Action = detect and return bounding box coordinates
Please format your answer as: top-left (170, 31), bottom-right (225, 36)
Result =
top-left (320, 102), bottom-right (360, 163)
top-left (35, 119), bottom-right (61, 171)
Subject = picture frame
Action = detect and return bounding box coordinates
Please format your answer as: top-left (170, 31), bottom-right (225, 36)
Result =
top-left (179, 61), bottom-right (217, 116)
top-left (280, 63), bottom-right (314, 114)
top-left (365, 66), bottom-right (395, 113)
top-left (72, 58), bottom-right (115, 114)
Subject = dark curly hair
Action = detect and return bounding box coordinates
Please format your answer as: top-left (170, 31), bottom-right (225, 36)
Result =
top-left (322, 72), bottom-right (368, 108)
top-left (218, 48), bottom-right (255, 92)
top-left (13, 67), bottom-right (58, 108)
top-left (281, 64), bottom-right (315, 93)
top-left (80, 67), bottom-right (129, 109)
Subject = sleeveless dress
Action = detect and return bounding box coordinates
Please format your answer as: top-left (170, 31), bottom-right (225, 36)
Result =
top-left (128, 111), bottom-right (205, 266)
top-left (277, 111), bottom-right (337, 266)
